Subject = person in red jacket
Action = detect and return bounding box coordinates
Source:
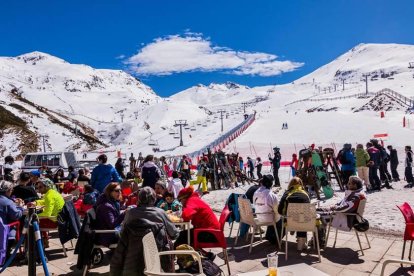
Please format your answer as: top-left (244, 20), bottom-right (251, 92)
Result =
top-left (291, 153), bottom-right (299, 176)
top-left (174, 186), bottom-right (219, 256)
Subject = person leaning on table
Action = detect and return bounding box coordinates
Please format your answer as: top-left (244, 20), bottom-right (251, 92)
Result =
top-left (31, 178), bottom-right (65, 247)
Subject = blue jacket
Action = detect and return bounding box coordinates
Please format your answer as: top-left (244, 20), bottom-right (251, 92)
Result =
top-left (0, 194), bottom-right (23, 224)
top-left (341, 150), bottom-right (356, 172)
top-left (90, 164), bottom-right (121, 193)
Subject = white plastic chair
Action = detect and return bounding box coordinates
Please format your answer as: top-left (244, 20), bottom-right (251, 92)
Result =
top-left (380, 259), bottom-right (414, 275)
top-left (325, 198), bottom-right (371, 255)
top-left (142, 232), bottom-right (204, 276)
top-left (235, 197), bottom-right (281, 254)
top-left (284, 203), bottom-right (321, 262)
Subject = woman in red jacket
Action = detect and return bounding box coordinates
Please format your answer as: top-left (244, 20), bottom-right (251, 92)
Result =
top-left (174, 186), bottom-right (219, 252)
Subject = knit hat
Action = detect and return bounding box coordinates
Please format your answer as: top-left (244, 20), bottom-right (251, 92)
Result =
top-left (177, 186), bottom-right (194, 201)
top-left (40, 178), bottom-right (55, 189)
top-left (0, 180), bottom-right (14, 193)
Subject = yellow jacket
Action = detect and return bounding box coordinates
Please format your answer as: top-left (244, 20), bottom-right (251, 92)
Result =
top-left (36, 189), bottom-right (65, 221)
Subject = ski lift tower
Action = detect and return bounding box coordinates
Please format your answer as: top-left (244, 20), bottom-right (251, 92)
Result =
top-left (217, 109), bottom-right (226, 132)
top-left (174, 120), bottom-right (188, 146)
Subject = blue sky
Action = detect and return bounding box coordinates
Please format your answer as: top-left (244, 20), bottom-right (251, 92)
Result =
top-left (1, 0), bottom-right (413, 96)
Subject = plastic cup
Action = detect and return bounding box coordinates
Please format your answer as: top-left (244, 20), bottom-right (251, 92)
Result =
top-left (267, 252), bottom-right (278, 276)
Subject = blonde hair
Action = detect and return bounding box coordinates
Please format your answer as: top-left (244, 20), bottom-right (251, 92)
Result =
top-left (288, 177), bottom-right (304, 190)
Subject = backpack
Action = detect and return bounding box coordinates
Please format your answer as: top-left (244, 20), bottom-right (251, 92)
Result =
top-left (337, 149), bottom-right (348, 164)
top-left (176, 244), bottom-right (222, 276)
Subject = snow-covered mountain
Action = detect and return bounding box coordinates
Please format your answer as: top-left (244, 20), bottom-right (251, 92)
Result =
top-left (0, 51), bottom-right (159, 156)
top-left (1, 43), bottom-right (414, 161)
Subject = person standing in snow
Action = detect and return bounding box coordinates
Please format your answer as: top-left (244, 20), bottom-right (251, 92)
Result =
top-left (340, 143), bottom-right (356, 187)
top-left (371, 139), bottom-right (392, 188)
top-left (404, 146), bottom-right (414, 188)
top-left (256, 157), bottom-right (263, 179)
top-left (247, 157), bottom-right (254, 179)
top-left (366, 142), bottom-right (382, 191)
top-left (355, 144), bottom-right (371, 191)
top-left (269, 147), bottom-right (281, 187)
top-left (141, 155), bottom-right (162, 190)
top-left (90, 154), bottom-right (122, 193)
top-left (387, 145), bottom-right (400, 182)
top-left (291, 153), bottom-right (298, 177)
top-left (115, 158), bottom-right (126, 179)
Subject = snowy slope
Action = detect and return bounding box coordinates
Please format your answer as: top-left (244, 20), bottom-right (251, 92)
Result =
top-left (1, 44), bottom-right (414, 161)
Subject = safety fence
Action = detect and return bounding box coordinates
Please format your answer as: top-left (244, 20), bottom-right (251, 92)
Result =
top-left (184, 113), bottom-right (256, 159)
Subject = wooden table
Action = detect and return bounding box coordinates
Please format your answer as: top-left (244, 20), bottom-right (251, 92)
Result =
top-left (236, 263), bottom-right (329, 276)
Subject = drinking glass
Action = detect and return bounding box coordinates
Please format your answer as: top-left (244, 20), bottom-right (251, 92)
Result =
top-left (267, 252), bottom-right (278, 276)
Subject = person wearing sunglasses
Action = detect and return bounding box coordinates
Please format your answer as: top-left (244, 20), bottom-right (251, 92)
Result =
top-left (95, 182), bottom-right (125, 247)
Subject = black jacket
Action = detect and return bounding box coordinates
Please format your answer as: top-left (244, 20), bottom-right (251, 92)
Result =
top-left (58, 201), bottom-right (81, 245)
top-left (278, 187), bottom-right (310, 216)
top-left (74, 210), bottom-right (96, 270)
top-left (389, 149), bottom-right (399, 166)
top-left (110, 207), bottom-right (179, 276)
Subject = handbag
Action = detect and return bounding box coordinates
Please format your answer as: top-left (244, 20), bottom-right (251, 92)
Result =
top-left (353, 214), bottom-right (369, 232)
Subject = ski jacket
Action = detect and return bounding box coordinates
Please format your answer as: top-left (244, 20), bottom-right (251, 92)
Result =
top-left (355, 148), bottom-right (370, 167)
top-left (181, 193), bottom-right (220, 230)
top-left (341, 149), bottom-right (356, 172)
top-left (278, 186), bottom-right (310, 216)
top-left (12, 184), bottom-right (39, 203)
top-left (95, 194), bottom-right (124, 247)
top-left (367, 146), bottom-right (381, 167)
top-left (256, 161), bottom-right (263, 174)
top-left (389, 149), bottom-right (399, 166)
top-left (253, 186), bottom-right (279, 223)
top-left (333, 188), bottom-right (366, 213)
top-left (247, 159), bottom-right (254, 169)
top-left (141, 161), bottom-right (162, 189)
top-left (36, 189), bottom-right (65, 221)
top-left (406, 151), bottom-right (413, 168)
top-left (269, 153), bottom-right (281, 169)
top-left (0, 194), bottom-right (23, 224)
top-left (290, 156), bottom-right (298, 170)
top-left (90, 164), bottom-right (122, 193)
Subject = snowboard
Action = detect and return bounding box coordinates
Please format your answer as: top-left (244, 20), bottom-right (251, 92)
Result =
top-left (311, 151), bottom-right (334, 199)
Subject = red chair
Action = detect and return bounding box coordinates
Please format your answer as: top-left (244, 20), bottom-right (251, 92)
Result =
top-left (397, 202), bottom-right (414, 262)
top-left (7, 221), bottom-right (22, 253)
top-left (193, 205), bottom-right (232, 275)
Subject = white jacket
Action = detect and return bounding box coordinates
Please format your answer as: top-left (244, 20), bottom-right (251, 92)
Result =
top-left (253, 186), bottom-right (279, 222)
top-left (168, 178), bottom-right (184, 199)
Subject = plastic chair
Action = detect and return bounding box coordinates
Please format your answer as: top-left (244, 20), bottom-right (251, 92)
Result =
top-left (380, 259), bottom-right (414, 275)
top-left (235, 197), bottom-right (281, 254)
top-left (142, 231), bottom-right (204, 276)
top-left (193, 205), bottom-right (232, 275)
top-left (7, 221), bottom-right (22, 254)
top-left (284, 203), bottom-right (321, 262)
top-left (325, 199), bottom-right (371, 256)
top-left (397, 202), bottom-right (414, 262)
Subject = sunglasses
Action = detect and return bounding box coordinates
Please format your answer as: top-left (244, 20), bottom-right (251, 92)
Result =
top-left (113, 189), bottom-right (122, 193)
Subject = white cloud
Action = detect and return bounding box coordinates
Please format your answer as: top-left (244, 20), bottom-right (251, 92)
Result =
top-left (125, 34), bottom-right (304, 76)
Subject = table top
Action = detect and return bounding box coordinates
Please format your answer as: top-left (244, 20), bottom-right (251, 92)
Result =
top-left (236, 263), bottom-right (329, 276)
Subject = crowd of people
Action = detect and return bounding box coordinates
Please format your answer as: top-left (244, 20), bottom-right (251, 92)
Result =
top-left (0, 140), bottom-right (412, 272)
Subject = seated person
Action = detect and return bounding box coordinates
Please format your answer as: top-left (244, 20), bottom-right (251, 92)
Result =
top-left (110, 187), bottom-right (179, 275)
top-left (33, 178), bottom-right (65, 247)
top-left (0, 180), bottom-right (24, 240)
top-left (278, 177), bottom-right (310, 250)
top-left (12, 172), bottom-right (39, 203)
top-left (154, 181), bottom-right (167, 206)
top-left (95, 183), bottom-right (125, 247)
top-left (167, 171), bottom-right (184, 198)
top-left (252, 175), bottom-right (280, 243)
top-left (315, 176), bottom-right (366, 246)
top-left (174, 186), bottom-right (220, 260)
top-left (82, 184), bottom-right (99, 206)
top-left (53, 168), bottom-right (65, 184)
top-left (77, 168), bottom-right (90, 184)
top-left (157, 191), bottom-right (182, 213)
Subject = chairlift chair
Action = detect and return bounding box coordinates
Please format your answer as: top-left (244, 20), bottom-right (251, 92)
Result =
top-left (190, 126), bottom-right (196, 131)
top-left (148, 139), bottom-right (157, 146)
top-left (168, 129), bottom-right (175, 135)
top-left (173, 132), bottom-right (180, 139)
top-left (197, 121), bottom-right (202, 126)
top-left (202, 123), bottom-right (207, 127)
